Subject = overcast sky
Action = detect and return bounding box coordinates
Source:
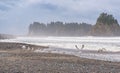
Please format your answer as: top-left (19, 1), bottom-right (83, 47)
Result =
top-left (0, 0), bottom-right (119, 34)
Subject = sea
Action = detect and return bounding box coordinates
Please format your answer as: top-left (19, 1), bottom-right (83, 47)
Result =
top-left (1, 36), bottom-right (120, 62)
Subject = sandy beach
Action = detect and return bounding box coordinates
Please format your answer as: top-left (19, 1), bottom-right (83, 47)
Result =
top-left (0, 42), bottom-right (120, 73)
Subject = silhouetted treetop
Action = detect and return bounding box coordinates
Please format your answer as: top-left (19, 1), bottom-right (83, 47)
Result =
top-left (91, 13), bottom-right (120, 36)
top-left (97, 13), bottom-right (118, 25)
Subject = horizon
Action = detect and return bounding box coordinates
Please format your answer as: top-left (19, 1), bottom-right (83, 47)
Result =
top-left (0, 0), bottom-right (120, 35)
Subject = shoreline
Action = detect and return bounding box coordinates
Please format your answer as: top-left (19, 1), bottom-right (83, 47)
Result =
top-left (0, 42), bottom-right (120, 73)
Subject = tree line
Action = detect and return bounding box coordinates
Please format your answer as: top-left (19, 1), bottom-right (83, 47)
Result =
top-left (29, 22), bottom-right (92, 36)
top-left (28, 13), bottom-right (120, 36)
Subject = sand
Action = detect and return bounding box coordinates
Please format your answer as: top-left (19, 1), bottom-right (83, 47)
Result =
top-left (0, 42), bottom-right (120, 73)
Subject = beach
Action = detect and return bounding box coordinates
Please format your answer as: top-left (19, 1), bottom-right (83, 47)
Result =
top-left (0, 42), bottom-right (120, 73)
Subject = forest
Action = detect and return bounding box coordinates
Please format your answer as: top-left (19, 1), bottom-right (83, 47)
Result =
top-left (28, 13), bottom-right (120, 36)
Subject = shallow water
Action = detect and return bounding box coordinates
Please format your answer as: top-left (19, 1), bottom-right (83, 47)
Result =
top-left (5, 36), bottom-right (120, 51)
top-left (1, 36), bottom-right (120, 62)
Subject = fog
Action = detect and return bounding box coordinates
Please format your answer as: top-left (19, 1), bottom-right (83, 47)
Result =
top-left (2, 36), bottom-right (120, 51)
top-left (1, 36), bottom-right (120, 62)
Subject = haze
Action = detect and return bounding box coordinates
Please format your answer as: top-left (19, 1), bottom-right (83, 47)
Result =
top-left (0, 0), bottom-right (119, 34)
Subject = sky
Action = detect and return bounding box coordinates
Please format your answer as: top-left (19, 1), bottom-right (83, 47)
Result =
top-left (0, 0), bottom-right (119, 35)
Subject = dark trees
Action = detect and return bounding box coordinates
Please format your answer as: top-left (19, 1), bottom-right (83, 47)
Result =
top-left (28, 13), bottom-right (120, 36)
top-left (28, 22), bottom-right (92, 36)
top-left (91, 13), bottom-right (120, 36)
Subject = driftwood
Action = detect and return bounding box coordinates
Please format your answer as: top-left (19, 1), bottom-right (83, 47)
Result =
top-left (75, 44), bottom-right (84, 50)
top-left (98, 48), bottom-right (106, 53)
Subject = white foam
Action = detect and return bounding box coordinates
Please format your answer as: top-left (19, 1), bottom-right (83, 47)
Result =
top-left (1, 36), bottom-right (120, 62)
top-left (11, 37), bottom-right (120, 52)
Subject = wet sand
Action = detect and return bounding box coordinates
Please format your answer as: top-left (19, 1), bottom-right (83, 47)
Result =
top-left (0, 42), bottom-right (120, 73)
